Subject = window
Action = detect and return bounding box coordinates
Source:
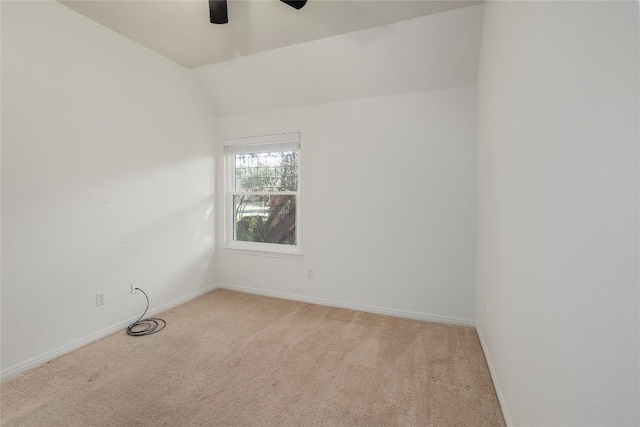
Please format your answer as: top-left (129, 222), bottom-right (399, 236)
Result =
top-left (224, 133), bottom-right (301, 257)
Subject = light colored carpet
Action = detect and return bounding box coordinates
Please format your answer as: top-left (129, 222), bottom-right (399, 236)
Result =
top-left (1, 289), bottom-right (505, 426)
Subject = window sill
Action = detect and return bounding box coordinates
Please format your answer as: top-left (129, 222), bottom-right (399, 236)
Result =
top-left (220, 247), bottom-right (303, 260)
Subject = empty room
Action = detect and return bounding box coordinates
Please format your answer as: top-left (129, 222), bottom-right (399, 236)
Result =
top-left (1, 0), bottom-right (638, 426)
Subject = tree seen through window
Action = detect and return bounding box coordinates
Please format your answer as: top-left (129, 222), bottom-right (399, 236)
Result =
top-left (233, 150), bottom-right (298, 245)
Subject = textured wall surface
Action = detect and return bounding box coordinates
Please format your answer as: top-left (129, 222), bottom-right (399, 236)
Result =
top-left (476, 1), bottom-right (639, 425)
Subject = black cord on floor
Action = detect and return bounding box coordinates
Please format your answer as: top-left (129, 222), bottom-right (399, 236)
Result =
top-left (127, 288), bottom-right (166, 336)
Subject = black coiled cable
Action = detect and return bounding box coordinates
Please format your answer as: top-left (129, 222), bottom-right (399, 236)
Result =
top-left (127, 288), bottom-right (166, 336)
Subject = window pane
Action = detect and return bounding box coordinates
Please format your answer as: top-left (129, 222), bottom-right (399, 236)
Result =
top-left (235, 151), bottom-right (298, 192)
top-left (233, 195), bottom-right (296, 245)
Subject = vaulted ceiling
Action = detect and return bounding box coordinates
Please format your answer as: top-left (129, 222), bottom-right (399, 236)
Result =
top-left (193, 4), bottom-right (485, 115)
top-left (59, 0), bottom-right (481, 69)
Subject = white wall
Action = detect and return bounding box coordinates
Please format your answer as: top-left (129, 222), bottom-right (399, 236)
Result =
top-left (193, 4), bottom-right (484, 116)
top-left (1, 1), bottom-right (217, 377)
top-left (200, 3), bottom-right (483, 324)
top-left (476, 1), bottom-right (639, 426)
top-left (216, 86), bottom-right (478, 323)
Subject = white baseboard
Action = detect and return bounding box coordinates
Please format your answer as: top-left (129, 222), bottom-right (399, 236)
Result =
top-left (0, 284), bottom-right (218, 382)
top-left (476, 325), bottom-right (512, 427)
top-left (2, 283), bottom-right (475, 382)
top-left (215, 283), bottom-right (475, 327)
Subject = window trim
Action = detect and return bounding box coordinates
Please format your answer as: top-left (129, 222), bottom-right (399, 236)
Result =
top-left (222, 132), bottom-right (302, 259)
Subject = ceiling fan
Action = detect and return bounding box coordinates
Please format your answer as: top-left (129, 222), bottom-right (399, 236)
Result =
top-left (209, 0), bottom-right (307, 24)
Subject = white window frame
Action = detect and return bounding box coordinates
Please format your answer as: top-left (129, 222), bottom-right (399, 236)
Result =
top-left (223, 132), bottom-right (302, 259)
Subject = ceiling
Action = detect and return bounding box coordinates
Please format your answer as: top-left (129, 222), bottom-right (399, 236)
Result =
top-left (58, 0), bottom-right (481, 69)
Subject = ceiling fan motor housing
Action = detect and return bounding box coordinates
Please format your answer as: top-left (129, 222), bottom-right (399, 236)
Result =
top-left (209, 0), bottom-right (307, 24)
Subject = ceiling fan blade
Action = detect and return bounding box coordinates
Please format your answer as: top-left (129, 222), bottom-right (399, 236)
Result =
top-left (209, 0), bottom-right (228, 24)
top-left (280, 0), bottom-right (307, 10)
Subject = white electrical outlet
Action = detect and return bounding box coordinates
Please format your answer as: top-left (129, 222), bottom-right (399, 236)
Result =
top-left (131, 283), bottom-right (137, 295)
top-left (307, 270), bottom-right (313, 279)
top-left (96, 293), bottom-right (105, 306)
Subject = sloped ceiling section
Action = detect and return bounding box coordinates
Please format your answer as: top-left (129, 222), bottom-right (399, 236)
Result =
top-left (193, 4), bottom-right (485, 116)
top-left (59, 0), bottom-right (480, 68)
